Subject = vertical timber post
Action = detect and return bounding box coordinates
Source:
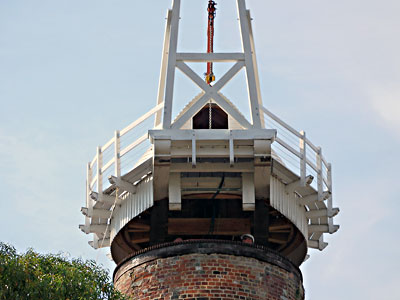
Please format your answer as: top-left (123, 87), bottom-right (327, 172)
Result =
top-left (155, 10), bottom-right (173, 128)
top-left (114, 130), bottom-right (121, 178)
top-left (162, 0), bottom-right (181, 129)
top-left (299, 131), bottom-right (306, 186)
top-left (96, 146), bottom-right (103, 195)
top-left (316, 147), bottom-right (323, 200)
top-left (237, 0), bottom-right (261, 128)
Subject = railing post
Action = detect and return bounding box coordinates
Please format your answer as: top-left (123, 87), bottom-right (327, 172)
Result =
top-left (86, 162), bottom-right (92, 227)
top-left (229, 131), bottom-right (234, 166)
top-left (97, 146), bottom-right (103, 194)
top-left (114, 130), bottom-right (121, 178)
top-left (327, 163), bottom-right (334, 232)
top-left (316, 147), bottom-right (323, 200)
top-left (299, 131), bottom-right (306, 186)
top-left (192, 132), bottom-right (196, 167)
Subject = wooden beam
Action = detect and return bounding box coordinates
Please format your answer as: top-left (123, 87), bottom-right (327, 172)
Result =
top-left (305, 208), bottom-right (339, 219)
top-left (169, 172), bottom-right (182, 210)
top-left (79, 224), bottom-right (108, 234)
top-left (168, 218), bottom-right (251, 235)
top-left (90, 191), bottom-right (122, 206)
top-left (108, 175), bottom-right (136, 194)
top-left (128, 222), bottom-right (150, 230)
top-left (242, 173), bottom-right (255, 211)
top-left (176, 52), bottom-right (245, 62)
top-left (170, 162), bottom-right (254, 173)
top-left (162, 0), bottom-right (181, 128)
top-left (81, 207), bottom-right (112, 219)
top-left (298, 191), bottom-right (330, 206)
top-left (269, 224), bottom-right (291, 231)
top-left (285, 175), bottom-right (313, 194)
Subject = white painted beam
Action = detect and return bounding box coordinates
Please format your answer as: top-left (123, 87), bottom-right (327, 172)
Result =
top-left (169, 172), bottom-right (181, 210)
top-left (162, 0), bottom-right (181, 128)
top-left (171, 93), bottom-right (211, 129)
top-left (305, 209), bottom-right (328, 219)
top-left (308, 239), bottom-right (328, 251)
top-left (237, 0), bottom-right (262, 128)
top-left (79, 224), bottom-right (108, 234)
top-left (212, 61), bottom-right (245, 91)
top-left (191, 132), bottom-right (196, 167)
top-left (176, 52), bottom-right (245, 62)
top-left (90, 191), bottom-right (121, 205)
top-left (89, 238), bottom-right (110, 249)
top-left (155, 9), bottom-right (172, 127)
top-left (329, 207), bottom-right (340, 218)
top-left (297, 191), bottom-right (330, 206)
top-left (242, 172), bottom-right (255, 211)
top-left (81, 207), bottom-right (112, 219)
top-left (285, 175), bottom-right (313, 194)
top-left (213, 93), bottom-right (252, 129)
top-left (108, 176), bottom-right (137, 194)
top-left (308, 224), bottom-right (339, 233)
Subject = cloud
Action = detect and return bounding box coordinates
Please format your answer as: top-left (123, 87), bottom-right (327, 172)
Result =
top-left (369, 85), bottom-right (400, 137)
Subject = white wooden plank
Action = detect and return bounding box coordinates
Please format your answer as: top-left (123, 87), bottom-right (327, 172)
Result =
top-left (305, 137), bottom-right (319, 153)
top-left (169, 172), bottom-right (181, 210)
top-left (171, 93), bottom-right (210, 129)
top-left (191, 132), bottom-right (196, 167)
top-left (261, 106), bottom-right (302, 138)
top-left (101, 137), bottom-right (115, 153)
top-left (108, 176), bottom-right (137, 194)
top-left (176, 52), bottom-right (245, 62)
top-left (176, 61), bottom-right (211, 92)
top-left (96, 146), bottom-right (103, 193)
top-left (212, 61), bottom-right (245, 91)
top-left (101, 157), bottom-right (115, 174)
top-left (299, 131), bottom-right (306, 185)
top-left (162, 0), bottom-right (181, 128)
top-left (275, 137), bottom-right (302, 158)
top-left (213, 93), bottom-right (252, 129)
top-left (242, 172), bottom-right (255, 211)
top-left (229, 131), bottom-right (234, 165)
top-left (155, 9), bottom-right (172, 127)
top-left (237, 0), bottom-right (261, 128)
top-left (120, 133), bottom-right (148, 157)
top-left (114, 130), bottom-right (121, 177)
top-left (246, 9), bottom-right (265, 128)
top-left (120, 102), bottom-right (164, 136)
top-left (305, 209), bottom-right (328, 218)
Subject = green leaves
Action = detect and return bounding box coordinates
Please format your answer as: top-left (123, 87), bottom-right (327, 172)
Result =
top-left (0, 243), bottom-right (126, 300)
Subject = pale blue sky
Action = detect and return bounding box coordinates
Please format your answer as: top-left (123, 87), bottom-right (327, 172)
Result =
top-left (1, 0), bottom-right (400, 299)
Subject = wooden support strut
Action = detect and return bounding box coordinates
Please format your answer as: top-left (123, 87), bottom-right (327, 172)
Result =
top-left (108, 176), bottom-right (137, 194)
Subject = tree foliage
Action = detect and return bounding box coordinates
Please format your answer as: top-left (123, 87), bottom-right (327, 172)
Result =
top-left (0, 243), bottom-right (126, 300)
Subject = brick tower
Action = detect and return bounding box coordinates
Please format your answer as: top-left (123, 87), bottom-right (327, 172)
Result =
top-left (80, 1), bottom-right (340, 299)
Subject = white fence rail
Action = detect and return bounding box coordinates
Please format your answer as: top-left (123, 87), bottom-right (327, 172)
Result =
top-left (261, 106), bottom-right (332, 198)
top-left (87, 103), bottom-right (163, 195)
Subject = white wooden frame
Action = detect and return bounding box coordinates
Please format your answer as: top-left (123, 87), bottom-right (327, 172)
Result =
top-left (159, 0), bottom-right (263, 129)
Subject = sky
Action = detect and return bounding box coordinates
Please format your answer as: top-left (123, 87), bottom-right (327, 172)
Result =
top-left (1, 0), bottom-right (400, 299)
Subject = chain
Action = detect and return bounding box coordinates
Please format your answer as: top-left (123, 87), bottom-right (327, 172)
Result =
top-left (209, 101), bottom-right (212, 129)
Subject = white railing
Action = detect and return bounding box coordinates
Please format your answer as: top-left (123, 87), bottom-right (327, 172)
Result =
top-left (86, 103), bottom-right (332, 208)
top-left (261, 106), bottom-right (332, 198)
top-left (87, 103), bottom-right (164, 195)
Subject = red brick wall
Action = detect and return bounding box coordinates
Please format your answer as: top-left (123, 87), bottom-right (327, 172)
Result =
top-left (114, 242), bottom-right (304, 300)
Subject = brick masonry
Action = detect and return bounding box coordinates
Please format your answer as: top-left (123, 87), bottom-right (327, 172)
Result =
top-left (114, 241), bottom-right (304, 300)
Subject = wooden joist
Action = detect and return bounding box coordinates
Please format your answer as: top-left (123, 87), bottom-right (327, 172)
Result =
top-left (108, 175), bottom-right (137, 194)
top-left (285, 175), bottom-right (313, 194)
